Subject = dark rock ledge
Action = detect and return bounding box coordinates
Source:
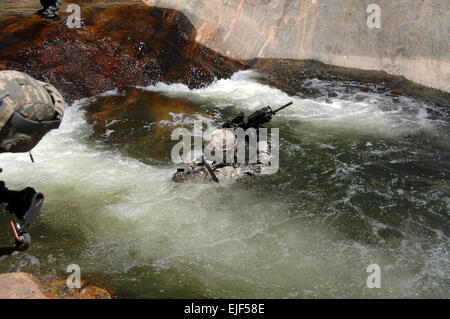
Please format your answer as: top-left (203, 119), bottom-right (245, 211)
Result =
top-left (0, 3), bottom-right (243, 103)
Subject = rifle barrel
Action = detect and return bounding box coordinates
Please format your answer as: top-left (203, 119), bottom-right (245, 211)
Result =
top-left (202, 156), bottom-right (219, 183)
top-left (272, 101), bottom-right (293, 114)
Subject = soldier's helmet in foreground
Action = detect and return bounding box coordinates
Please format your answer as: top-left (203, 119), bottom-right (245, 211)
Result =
top-left (0, 71), bottom-right (64, 153)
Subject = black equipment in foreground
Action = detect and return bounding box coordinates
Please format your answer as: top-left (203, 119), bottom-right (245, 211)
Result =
top-left (222, 101), bottom-right (293, 130)
top-left (0, 180), bottom-right (44, 251)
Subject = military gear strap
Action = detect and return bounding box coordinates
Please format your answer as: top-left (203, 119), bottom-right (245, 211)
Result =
top-left (39, 81), bottom-right (64, 117)
top-left (0, 101), bottom-right (14, 130)
top-left (8, 110), bottom-right (62, 133)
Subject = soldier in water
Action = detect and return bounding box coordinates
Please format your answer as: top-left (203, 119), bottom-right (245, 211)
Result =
top-left (172, 128), bottom-right (272, 183)
top-left (172, 101), bottom-right (292, 183)
top-left (37, 0), bottom-right (59, 18)
top-left (0, 70), bottom-right (64, 251)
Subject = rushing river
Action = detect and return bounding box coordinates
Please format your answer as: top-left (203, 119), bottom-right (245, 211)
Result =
top-left (0, 71), bottom-right (448, 298)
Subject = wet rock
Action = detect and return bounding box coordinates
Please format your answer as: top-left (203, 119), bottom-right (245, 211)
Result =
top-left (327, 92), bottom-right (338, 98)
top-left (0, 273), bottom-right (46, 299)
top-left (0, 272), bottom-right (112, 299)
top-left (297, 86), bottom-right (321, 99)
top-left (354, 94), bottom-right (367, 102)
top-left (0, 3), bottom-right (242, 103)
top-left (38, 279), bottom-right (112, 299)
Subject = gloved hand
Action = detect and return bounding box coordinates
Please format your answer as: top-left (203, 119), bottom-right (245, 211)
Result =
top-left (0, 183), bottom-right (37, 220)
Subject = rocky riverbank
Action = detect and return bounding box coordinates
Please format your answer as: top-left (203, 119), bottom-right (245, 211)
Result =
top-left (0, 1), bottom-right (447, 106)
top-left (0, 2), bottom-right (242, 103)
top-left (0, 273), bottom-right (112, 299)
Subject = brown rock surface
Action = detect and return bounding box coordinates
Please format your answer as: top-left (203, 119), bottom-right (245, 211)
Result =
top-left (0, 273), bottom-right (47, 299)
top-left (38, 279), bottom-right (112, 299)
top-left (0, 272), bottom-right (112, 299)
top-left (0, 1), bottom-right (242, 103)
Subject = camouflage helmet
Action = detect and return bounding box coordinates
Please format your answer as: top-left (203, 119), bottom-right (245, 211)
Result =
top-left (0, 70), bottom-right (64, 153)
top-left (203, 128), bottom-right (237, 163)
top-left (206, 129), bottom-right (237, 153)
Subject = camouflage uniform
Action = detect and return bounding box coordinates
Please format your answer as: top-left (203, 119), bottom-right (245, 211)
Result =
top-left (0, 70), bottom-right (64, 153)
top-left (172, 128), bottom-right (271, 183)
top-left (0, 71), bottom-right (65, 251)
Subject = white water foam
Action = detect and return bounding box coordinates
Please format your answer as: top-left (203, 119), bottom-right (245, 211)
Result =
top-left (0, 73), bottom-right (447, 298)
top-left (140, 70), bottom-right (443, 138)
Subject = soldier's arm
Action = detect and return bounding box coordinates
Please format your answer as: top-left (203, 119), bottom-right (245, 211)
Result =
top-left (257, 140), bottom-right (271, 165)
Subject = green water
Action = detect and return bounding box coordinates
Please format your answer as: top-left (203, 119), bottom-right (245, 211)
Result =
top-left (0, 71), bottom-right (448, 298)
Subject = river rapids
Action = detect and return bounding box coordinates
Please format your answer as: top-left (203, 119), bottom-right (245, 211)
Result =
top-left (0, 71), bottom-right (448, 298)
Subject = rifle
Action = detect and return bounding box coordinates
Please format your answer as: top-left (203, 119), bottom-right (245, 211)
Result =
top-left (222, 101), bottom-right (293, 130)
top-left (221, 112), bottom-right (245, 129)
top-left (202, 156), bottom-right (219, 183)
